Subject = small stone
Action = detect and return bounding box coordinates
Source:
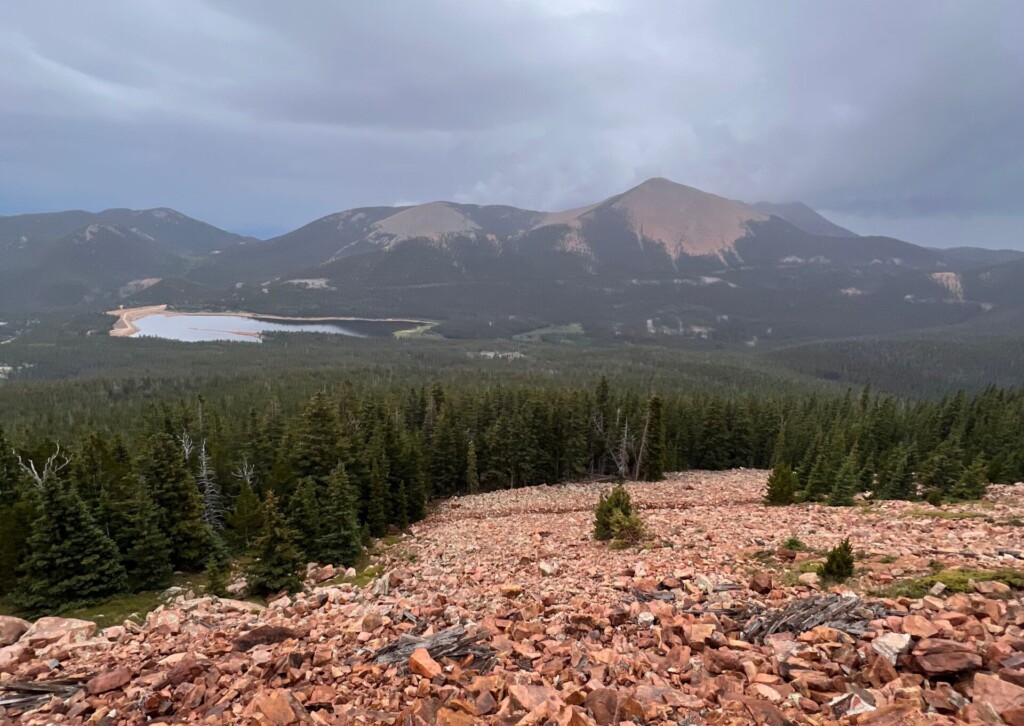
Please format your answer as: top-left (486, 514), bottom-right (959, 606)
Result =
top-left (409, 647), bottom-right (442, 679)
top-left (798, 572), bottom-right (820, 586)
top-left (539, 561), bottom-right (559, 576)
top-left (901, 614), bottom-right (938, 639)
top-left (637, 612), bottom-right (656, 628)
top-left (872, 632), bottom-right (911, 665)
top-left (87, 667), bottom-right (132, 694)
top-left (749, 572), bottom-right (773, 594)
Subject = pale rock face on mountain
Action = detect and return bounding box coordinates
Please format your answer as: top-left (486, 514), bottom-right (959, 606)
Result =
top-left (370, 202), bottom-right (482, 245)
top-left (536, 178), bottom-right (769, 260)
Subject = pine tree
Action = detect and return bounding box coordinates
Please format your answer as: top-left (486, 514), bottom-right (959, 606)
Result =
top-left (876, 445), bottom-right (915, 500)
top-left (120, 488), bottom-right (173, 592)
top-left (465, 439), bottom-right (480, 494)
top-left (204, 533), bottom-right (232, 597)
top-left (319, 465), bottom-right (363, 567)
top-left (828, 450), bottom-right (860, 506)
top-left (920, 438), bottom-right (963, 495)
top-left (0, 425), bottom-right (20, 510)
top-left (366, 448), bottom-right (390, 537)
top-left (288, 476), bottom-right (321, 561)
top-left (953, 455), bottom-right (988, 500)
top-left (227, 480), bottom-right (263, 551)
top-left (15, 479), bottom-right (128, 614)
top-left (141, 432), bottom-right (210, 570)
top-left (291, 392), bottom-right (342, 484)
top-left (247, 492), bottom-right (304, 597)
top-left (764, 462), bottom-right (798, 506)
top-left (818, 538), bottom-right (855, 584)
top-left (638, 394), bottom-right (665, 481)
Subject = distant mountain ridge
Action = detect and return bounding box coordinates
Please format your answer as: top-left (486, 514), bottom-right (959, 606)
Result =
top-left (2, 179), bottom-right (1023, 346)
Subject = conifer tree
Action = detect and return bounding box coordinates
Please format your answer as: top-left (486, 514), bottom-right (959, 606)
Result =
top-left (638, 394), bottom-right (665, 481)
top-left (366, 449), bottom-right (390, 537)
top-left (204, 532), bottom-right (232, 597)
top-left (120, 487), bottom-right (173, 592)
top-left (828, 450), bottom-right (860, 506)
top-left (953, 455), bottom-right (988, 500)
top-left (227, 480), bottom-right (263, 551)
top-left (290, 391), bottom-right (342, 484)
top-left (319, 465), bottom-right (363, 567)
top-left (15, 479), bottom-right (127, 614)
top-left (465, 439), bottom-right (480, 494)
top-left (0, 425), bottom-right (19, 509)
top-left (818, 538), bottom-right (855, 584)
top-left (288, 476), bottom-right (321, 560)
top-left (141, 432), bottom-right (209, 570)
top-left (920, 438), bottom-right (963, 494)
top-left (247, 492), bottom-right (304, 597)
top-left (764, 462), bottom-right (798, 506)
top-left (876, 445), bottom-right (915, 500)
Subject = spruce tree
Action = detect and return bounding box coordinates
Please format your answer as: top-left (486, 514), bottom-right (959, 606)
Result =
top-left (15, 479), bottom-right (128, 614)
top-left (953, 455), bottom-right (988, 500)
top-left (287, 476), bottom-right (321, 561)
top-left (818, 538), bottom-right (855, 584)
top-left (227, 480), bottom-right (263, 551)
top-left (247, 492), bottom-right (304, 597)
top-left (291, 391), bottom-right (342, 484)
top-left (204, 532), bottom-right (232, 597)
top-left (638, 394), bottom-right (665, 481)
top-left (828, 450), bottom-right (860, 506)
top-left (366, 450), bottom-right (390, 537)
top-left (120, 488), bottom-right (173, 592)
top-left (319, 465), bottom-right (363, 567)
top-left (764, 462), bottom-right (798, 506)
top-left (140, 432), bottom-right (209, 570)
top-left (465, 439), bottom-right (480, 494)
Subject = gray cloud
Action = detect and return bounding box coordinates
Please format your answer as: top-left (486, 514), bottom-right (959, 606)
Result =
top-left (1, 0), bottom-right (1021, 247)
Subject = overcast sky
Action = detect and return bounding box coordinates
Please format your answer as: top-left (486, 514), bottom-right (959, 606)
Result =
top-left (2, 1), bottom-right (1021, 247)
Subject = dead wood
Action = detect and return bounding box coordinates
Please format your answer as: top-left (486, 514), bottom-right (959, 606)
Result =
top-left (370, 624), bottom-right (496, 672)
top-left (740, 593), bottom-right (899, 643)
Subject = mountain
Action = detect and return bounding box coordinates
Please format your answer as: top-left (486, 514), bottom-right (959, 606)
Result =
top-left (933, 246), bottom-right (1024, 268)
top-left (0, 224), bottom-right (189, 310)
top-left (750, 201), bottom-right (857, 237)
top-left (0, 207), bottom-right (252, 262)
top-left (3, 178), bottom-right (1023, 345)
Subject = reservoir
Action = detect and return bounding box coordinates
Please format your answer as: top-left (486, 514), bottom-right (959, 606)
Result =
top-left (110, 307), bottom-right (426, 343)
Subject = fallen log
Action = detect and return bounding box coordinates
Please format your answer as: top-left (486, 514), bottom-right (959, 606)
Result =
top-left (370, 624), bottom-right (496, 672)
top-left (0, 679), bottom-right (86, 711)
top-left (740, 594), bottom-right (899, 644)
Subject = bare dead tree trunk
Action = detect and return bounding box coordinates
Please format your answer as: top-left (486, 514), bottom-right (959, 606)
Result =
top-left (196, 440), bottom-right (224, 531)
top-left (634, 405), bottom-right (651, 480)
top-left (17, 445), bottom-right (71, 488)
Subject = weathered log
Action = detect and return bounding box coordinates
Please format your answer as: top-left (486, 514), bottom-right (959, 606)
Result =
top-left (0, 679), bottom-right (86, 711)
top-left (370, 624), bottom-right (496, 672)
top-left (740, 594), bottom-right (899, 644)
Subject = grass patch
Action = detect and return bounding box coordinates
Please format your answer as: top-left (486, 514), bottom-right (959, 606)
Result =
top-left (0, 573), bottom-right (203, 629)
top-left (873, 568), bottom-right (1024, 599)
top-left (513, 323), bottom-right (585, 342)
top-left (781, 536), bottom-right (808, 552)
top-left (906, 509), bottom-right (987, 520)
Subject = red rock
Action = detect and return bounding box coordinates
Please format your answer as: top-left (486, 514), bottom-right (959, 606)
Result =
top-left (902, 614), bottom-right (938, 639)
top-left (249, 688), bottom-right (310, 725)
top-left (737, 697), bottom-right (796, 725)
top-left (583, 688), bottom-right (619, 725)
top-left (973, 673), bottom-right (1024, 718)
top-left (0, 615), bottom-right (30, 646)
top-left (749, 573), bottom-right (773, 594)
top-left (911, 638), bottom-right (983, 675)
top-left (21, 616), bottom-right (97, 649)
top-left (87, 666), bottom-right (132, 694)
top-left (509, 683), bottom-right (557, 712)
top-left (408, 647), bottom-right (443, 678)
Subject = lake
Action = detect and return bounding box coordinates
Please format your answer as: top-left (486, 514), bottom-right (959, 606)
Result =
top-left (127, 312), bottom-right (414, 343)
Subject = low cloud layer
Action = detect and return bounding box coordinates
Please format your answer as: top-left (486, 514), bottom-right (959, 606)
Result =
top-left (1, 1), bottom-right (1021, 247)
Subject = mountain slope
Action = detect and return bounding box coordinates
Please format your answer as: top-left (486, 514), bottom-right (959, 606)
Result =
top-left (0, 207), bottom-right (251, 263)
top-left (751, 201), bottom-right (857, 237)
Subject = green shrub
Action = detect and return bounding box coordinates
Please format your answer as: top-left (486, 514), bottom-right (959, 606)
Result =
top-left (594, 485), bottom-right (634, 541)
top-left (925, 489), bottom-right (944, 507)
top-left (817, 538), bottom-right (855, 584)
top-left (609, 509), bottom-right (645, 544)
top-left (782, 535), bottom-right (807, 551)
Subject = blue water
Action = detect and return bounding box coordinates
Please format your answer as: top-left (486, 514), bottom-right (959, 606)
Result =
top-left (132, 313), bottom-right (368, 343)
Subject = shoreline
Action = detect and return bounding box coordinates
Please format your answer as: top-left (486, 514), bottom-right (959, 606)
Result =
top-left (106, 305), bottom-right (432, 338)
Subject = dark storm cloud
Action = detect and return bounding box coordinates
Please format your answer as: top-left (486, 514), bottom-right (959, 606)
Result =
top-left (1, 0), bottom-right (1021, 247)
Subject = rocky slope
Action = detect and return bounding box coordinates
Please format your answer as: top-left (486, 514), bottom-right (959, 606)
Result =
top-left (2, 471), bottom-right (1024, 724)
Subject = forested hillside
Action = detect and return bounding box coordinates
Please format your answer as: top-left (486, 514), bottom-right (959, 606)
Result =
top-left (2, 377), bottom-right (1022, 615)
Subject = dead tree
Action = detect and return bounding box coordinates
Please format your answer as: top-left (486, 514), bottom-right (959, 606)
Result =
top-left (17, 445), bottom-right (70, 488)
top-left (196, 440), bottom-right (224, 532)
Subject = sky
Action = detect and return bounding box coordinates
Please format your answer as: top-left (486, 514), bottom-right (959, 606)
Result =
top-left (1, 1), bottom-right (1022, 248)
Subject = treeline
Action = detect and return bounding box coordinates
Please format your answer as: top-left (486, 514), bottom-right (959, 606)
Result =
top-left (2, 380), bottom-right (1023, 615)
